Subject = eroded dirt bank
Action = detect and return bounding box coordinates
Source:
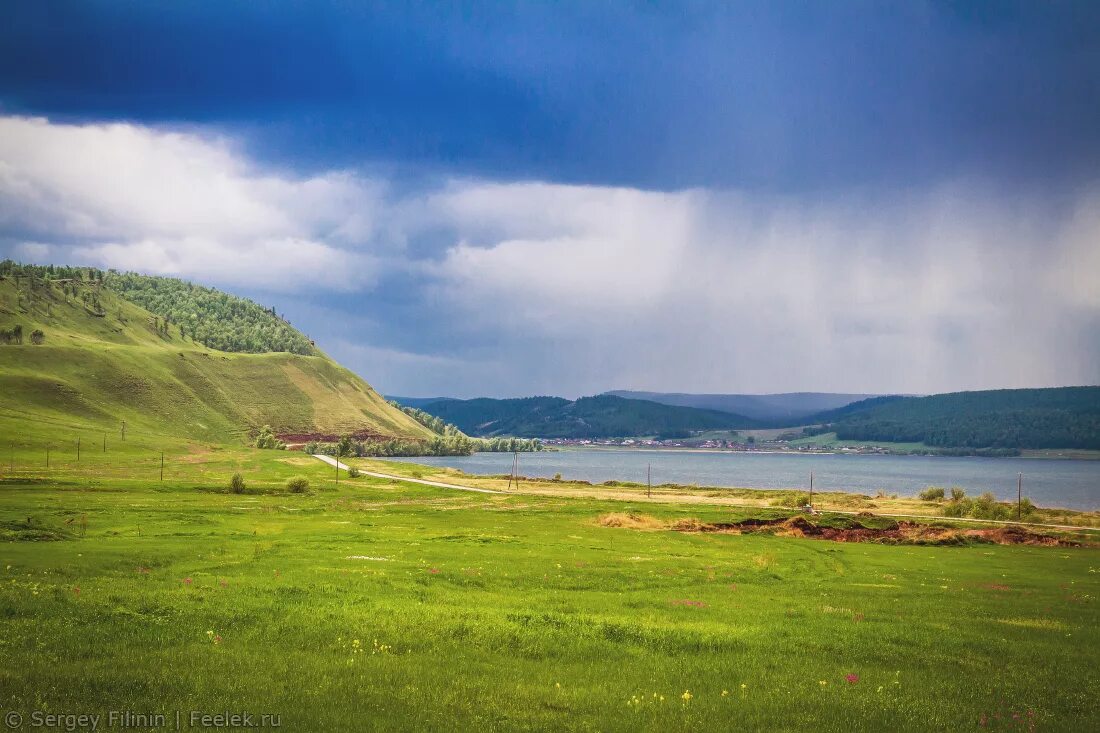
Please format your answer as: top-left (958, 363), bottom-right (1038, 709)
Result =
top-left (597, 512), bottom-right (1085, 546)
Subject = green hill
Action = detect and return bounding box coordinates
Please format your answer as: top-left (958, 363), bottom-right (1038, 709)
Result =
top-left (0, 264), bottom-right (434, 445)
top-left (405, 394), bottom-right (760, 438)
top-left (807, 387), bottom-right (1100, 450)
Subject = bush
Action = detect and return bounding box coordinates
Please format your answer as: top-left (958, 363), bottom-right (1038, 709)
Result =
top-left (229, 473), bottom-right (246, 494)
top-left (347, 467), bottom-right (360, 478)
top-left (254, 425), bottom-right (286, 450)
top-left (286, 476), bottom-right (310, 493)
top-left (918, 486), bottom-right (945, 501)
top-left (950, 487), bottom-right (966, 502)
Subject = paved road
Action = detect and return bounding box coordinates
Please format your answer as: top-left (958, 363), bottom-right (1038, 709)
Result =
top-left (312, 454), bottom-right (503, 494)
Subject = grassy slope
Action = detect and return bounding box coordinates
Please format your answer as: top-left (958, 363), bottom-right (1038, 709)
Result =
top-left (0, 276), bottom-right (432, 444)
top-left (0, 449), bottom-right (1096, 731)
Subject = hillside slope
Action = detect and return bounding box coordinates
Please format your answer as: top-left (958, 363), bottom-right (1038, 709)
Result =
top-left (0, 269), bottom-right (433, 444)
top-left (809, 387), bottom-right (1100, 450)
top-left (408, 394), bottom-right (760, 438)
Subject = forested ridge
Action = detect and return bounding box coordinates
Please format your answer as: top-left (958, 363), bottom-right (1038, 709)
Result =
top-left (407, 394), bottom-right (759, 438)
top-left (810, 387), bottom-right (1100, 450)
top-left (104, 271), bottom-right (314, 354)
top-left (0, 261), bottom-right (313, 354)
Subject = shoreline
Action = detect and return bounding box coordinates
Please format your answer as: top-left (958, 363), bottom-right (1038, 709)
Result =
top-left (367, 457), bottom-right (1100, 522)
top-left (537, 444), bottom-right (1100, 460)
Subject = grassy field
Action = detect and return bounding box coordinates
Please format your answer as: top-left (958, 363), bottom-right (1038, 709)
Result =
top-left (1, 445), bottom-right (1098, 731)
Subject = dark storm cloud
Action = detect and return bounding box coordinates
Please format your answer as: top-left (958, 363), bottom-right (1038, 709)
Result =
top-left (0, 4), bottom-right (1097, 397)
top-left (2, 1), bottom-right (1098, 191)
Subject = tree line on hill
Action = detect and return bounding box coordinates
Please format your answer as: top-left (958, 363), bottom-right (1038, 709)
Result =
top-left (1, 261), bottom-right (314, 355)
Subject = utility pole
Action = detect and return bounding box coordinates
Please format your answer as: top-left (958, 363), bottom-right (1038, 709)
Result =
top-left (809, 471), bottom-right (814, 508)
top-left (160, 451), bottom-right (164, 482)
top-left (120, 421), bottom-right (126, 442)
top-left (507, 452), bottom-right (519, 491)
top-left (1017, 472), bottom-right (1023, 521)
top-left (103, 433), bottom-right (106, 453)
top-left (647, 463), bottom-right (652, 499)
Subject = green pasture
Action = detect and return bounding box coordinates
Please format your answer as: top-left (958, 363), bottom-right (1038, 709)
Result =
top-left (1, 448), bottom-right (1097, 731)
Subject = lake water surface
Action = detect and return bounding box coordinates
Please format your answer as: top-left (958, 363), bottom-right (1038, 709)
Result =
top-left (386, 449), bottom-right (1100, 511)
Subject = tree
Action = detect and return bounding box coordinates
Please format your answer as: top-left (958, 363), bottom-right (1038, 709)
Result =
top-left (29, 329), bottom-right (44, 345)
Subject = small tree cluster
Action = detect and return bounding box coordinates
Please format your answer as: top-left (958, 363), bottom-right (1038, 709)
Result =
top-left (254, 425), bottom-right (286, 450)
top-left (0, 325), bottom-right (23, 344)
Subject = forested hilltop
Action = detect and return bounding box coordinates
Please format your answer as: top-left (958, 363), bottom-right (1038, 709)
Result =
top-left (401, 394), bottom-right (759, 438)
top-left (0, 261), bottom-right (313, 354)
top-left (806, 387), bottom-right (1100, 450)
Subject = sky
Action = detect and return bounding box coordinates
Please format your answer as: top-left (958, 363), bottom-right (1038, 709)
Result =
top-left (1, 1), bottom-right (1098, 398)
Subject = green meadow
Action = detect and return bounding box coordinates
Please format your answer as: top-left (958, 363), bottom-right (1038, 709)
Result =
top-left (1, 441), bottom-right (1097, 731)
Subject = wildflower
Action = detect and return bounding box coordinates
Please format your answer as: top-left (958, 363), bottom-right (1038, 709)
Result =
top-left (555, 682), bottom-right (561, 689)
top-left (681, 690), bottom-right (692, 702)
top-left (741, 683), bottom-right (747, 690)
top-left (819, 680), bottom-right (827, 687)
top-left (183, 577), bottom-right (193, 585)
top-left (877, 686), bottom-right (884, 693)
top-left (721, 690), bottom-right (729, 697)
top-left (428, 568), bottom-right (440, 575)
top-left (72, 586), bottom-right (80, 595)
top-left (214, 635), bottom-right (222, 645)
top-left (845, 674), bottom-right (859, 685)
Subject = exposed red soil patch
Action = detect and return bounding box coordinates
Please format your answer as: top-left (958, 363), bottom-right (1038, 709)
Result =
top-left (598, 513), bottom-right (1082, 547)
top-left (278, 430), bottom-right (403, 444)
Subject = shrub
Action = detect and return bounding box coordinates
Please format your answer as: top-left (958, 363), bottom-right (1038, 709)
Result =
top-left (950, 487), bottom-right (966, 502)
top-left (347, 467), bottom-right (360, 478)
top-left (304, 441), bottom-right (319, 455)
top-left (918, 486), bottom-right (945, 501)
top-left (286, 476), bottom-right (310, 493)
top-left (30, 329), bottom-right (45, 345)
top-left (254, 425), bottom-right (286, 450)
top-left (229, 473), bottom-right (246, 494)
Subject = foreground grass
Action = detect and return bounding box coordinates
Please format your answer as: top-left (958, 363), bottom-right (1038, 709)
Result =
top-left (1, 448), bottom-right (1098, 731)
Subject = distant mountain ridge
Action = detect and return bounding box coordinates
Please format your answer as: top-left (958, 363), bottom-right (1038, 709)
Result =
top-left (811, 387), bottom-right (1100, 450)
top-left (390, 394), bottom-right (760, 438)
top-left (604, 390), bottom-right (883, 422)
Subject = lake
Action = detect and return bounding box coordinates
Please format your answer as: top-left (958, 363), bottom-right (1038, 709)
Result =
top-left (386, 448), bottom-right (1100, 511)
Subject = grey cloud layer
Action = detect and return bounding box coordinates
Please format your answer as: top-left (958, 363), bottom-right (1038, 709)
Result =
top-left (1, 116), bottom-right (1096, 396)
